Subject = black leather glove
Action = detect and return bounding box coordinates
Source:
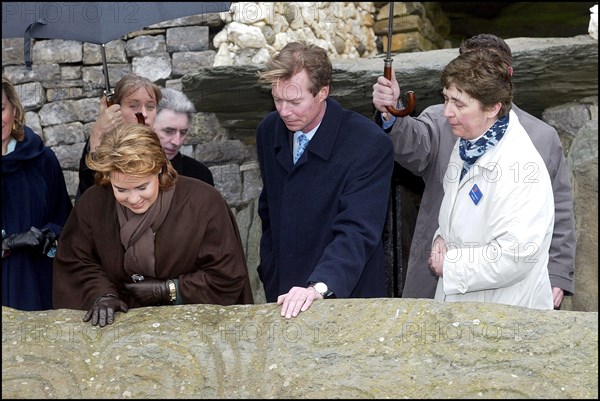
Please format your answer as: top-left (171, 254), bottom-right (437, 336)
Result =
top-left (39, 228), bottom-right (57, 255)
top-left (124, 278), bottom-right (172, 306)
top-left (83, 294), bottom-right (129, 327)
top-left (2, 226), bottom-right (56, 256)
top-left (2, 227), bottom-right (43, 251)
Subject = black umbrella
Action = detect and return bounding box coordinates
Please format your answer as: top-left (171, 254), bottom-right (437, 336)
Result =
top-left (2, 2), bottom-right (231, 99)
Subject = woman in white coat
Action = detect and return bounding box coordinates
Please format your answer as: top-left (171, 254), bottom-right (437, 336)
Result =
top-left (428, 50), bottom-right (554, 310)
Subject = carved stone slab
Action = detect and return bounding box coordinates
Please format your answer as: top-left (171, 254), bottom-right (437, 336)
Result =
top-left (2, 299), bottom-right (597, 398)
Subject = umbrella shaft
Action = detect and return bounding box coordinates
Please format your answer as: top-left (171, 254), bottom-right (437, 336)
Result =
top-left (101, 44), bottom-right (112, 94)
top-left (386, 2), bottom-right (394, 62)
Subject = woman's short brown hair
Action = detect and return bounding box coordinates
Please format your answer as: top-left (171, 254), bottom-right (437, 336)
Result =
top-left (86, 123), bottom-right (177, 191)
top-left (441, 50), bottom-right (513, 117)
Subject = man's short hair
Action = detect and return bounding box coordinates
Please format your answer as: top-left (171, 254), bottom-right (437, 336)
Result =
top-left (158, 88), bottom-right (196, 120)
top-left (459, 33), bottom-right (512, 64)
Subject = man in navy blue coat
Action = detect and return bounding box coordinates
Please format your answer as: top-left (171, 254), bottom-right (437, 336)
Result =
top-left (256, 42), bottom-right (394, 318)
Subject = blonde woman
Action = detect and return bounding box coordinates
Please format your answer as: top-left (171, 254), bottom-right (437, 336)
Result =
top-left (54, 123), bottom-right (253, 326)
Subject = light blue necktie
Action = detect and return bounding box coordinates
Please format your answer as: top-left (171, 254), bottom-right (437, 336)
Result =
top-left (294, 133), bottom-right (309, 164)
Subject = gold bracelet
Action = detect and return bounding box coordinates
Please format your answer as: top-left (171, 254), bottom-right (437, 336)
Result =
top-left (167, 280), bottom-right (177, 303)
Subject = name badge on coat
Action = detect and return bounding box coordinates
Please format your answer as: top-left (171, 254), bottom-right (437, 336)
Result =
top-left (469, 184), bottom-right (483, 205)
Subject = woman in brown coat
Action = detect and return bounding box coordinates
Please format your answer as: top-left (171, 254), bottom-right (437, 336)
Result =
top-left (53, 123), bottom-right (253, 326)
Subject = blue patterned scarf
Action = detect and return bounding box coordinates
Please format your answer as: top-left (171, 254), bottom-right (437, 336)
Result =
top-left (459, 115), bottom-right (509, 181)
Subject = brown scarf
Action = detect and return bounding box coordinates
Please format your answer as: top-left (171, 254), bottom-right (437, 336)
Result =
top-left (116, 187), bottom-right (175, 278)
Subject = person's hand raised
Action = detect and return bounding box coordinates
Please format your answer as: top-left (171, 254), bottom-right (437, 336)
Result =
top-left (89, 95), bottom-right (123, 153)
top-left (372, 66), bottom-right (401, 114)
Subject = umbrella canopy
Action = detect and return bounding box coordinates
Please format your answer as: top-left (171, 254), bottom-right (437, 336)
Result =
top-left (2, 2), bottom-right (231, 92)
top-left (2, 2), bottom-right (231, 44)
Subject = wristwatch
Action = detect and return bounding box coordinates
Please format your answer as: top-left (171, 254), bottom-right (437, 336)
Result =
top-left (167, 280), bottom-right (177, 303)
top-left (309, 282), bottom-right (334, 299)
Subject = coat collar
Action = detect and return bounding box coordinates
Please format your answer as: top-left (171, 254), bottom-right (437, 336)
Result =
top-left (2, 126), bottom-right (45, 174)
top-left (274, 98), bottom-right (345, 169)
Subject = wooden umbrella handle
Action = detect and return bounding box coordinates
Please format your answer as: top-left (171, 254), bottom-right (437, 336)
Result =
top-left (383, 60), bottom-right (416, 117)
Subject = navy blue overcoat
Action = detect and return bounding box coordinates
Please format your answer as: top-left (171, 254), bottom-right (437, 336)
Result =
top-left (2, 127), bottom-right (72, 310)
top-left (256, 98), bottom-right (394, 302)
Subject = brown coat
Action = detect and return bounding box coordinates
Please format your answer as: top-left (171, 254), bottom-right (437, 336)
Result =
top-left (53, 176), bottom-right (254, 310)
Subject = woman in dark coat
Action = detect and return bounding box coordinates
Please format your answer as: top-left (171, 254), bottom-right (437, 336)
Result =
top-left (2, 75), bottom-right (73, 311)
top-left (53, 123), bottom-right (253, 327)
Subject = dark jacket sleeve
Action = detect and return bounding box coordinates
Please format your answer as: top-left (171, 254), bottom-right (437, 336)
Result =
top-left (178, 153), bottom-right (215, 187)
top-left (53, 187), bottom-right (122, 310)
top-left (41, 148), bottom-right (73, 238)
top-left (164, 179), bottom-right (254, 305)
top-left (75, 138), bottom-right (95, 202)
top-left (544, 136), bottom-right (576, 294)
